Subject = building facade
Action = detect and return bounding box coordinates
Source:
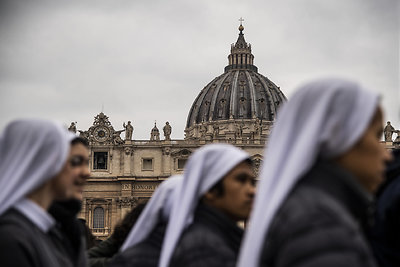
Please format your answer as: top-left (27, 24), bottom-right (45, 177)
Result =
top-left (76, 24), bottom-right (399, 239)
top-left (75, 23), bottom-right (286, 239)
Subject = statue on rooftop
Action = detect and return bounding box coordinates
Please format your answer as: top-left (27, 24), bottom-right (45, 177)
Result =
top-left (163, 122), bottom-right (172, 141)
top-left (384, 121), bottom-right (395, 141)
top-left (68, 122), bottom-right (77, 133)
top-left (123, 121), bottom-right (134, 141)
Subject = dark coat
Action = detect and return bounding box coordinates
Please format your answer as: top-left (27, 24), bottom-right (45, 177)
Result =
top-left (0, 208), bottom-right (74, 267)
top-left (260, 161), bottom-right (378, 267)
top-left (169, 203), bottom-right (244, 267)
top-left (370, 149), bottom-right (400, 267)
top-left (48, 199), bottom-right (87, 267)
top-left (88, 236), bottom-right (119, 267)
top-left (109, 223), bottom-right (167, 267)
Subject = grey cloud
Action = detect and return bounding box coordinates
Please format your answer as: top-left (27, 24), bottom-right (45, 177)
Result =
top-left (0, 0), bottom-right (398, 139)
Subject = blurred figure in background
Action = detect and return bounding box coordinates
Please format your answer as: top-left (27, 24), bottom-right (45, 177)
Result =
top-left (78, 218), bottom-right (101, 249)
top-left (0, 119), bottom-right (77, 267)
top-left (159, 144), bottom-right (255, 267)
top-left (48, 137), bottom-right (90, 267)
top-left (370, 148), bottom-right (400, 267)
top-left (88, 201), bottom-right (147, 267)
top-left (110, 175), bottom-right (183, 267)
top-left (238, 78), bottom-right (392, 267)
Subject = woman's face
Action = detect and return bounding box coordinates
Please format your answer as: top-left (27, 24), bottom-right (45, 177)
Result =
top-left (51, 143), bottom-right (90, 200)
top-left (336, 107), bottom-right (393, 193)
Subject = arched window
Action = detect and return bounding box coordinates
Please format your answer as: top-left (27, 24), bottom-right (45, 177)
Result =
top-left (93, 207), bottom-right (104, 229)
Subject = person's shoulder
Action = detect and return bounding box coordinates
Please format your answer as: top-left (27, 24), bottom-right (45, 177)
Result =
top-left (171, 223), bottom-right (235, 267)
top-left (379, 175), bottom-right (400, 202)
top-left (376, 175), bottom-right (400, 225)
top-left (272, 184), bottom-right (351, 236)
top-left (0, 209), bottom-right (39, 244)
top-left (175, 222), bottom-right (227, 256)
top-left (110, 242), bottom-right (160, 267)
top-left (263, 185), bottom-right (372, 267)
top-left (185, 221), bottom-right (221, 240)
top-left (281, 185), bottom-right (329, 216)
top-left (0, 222), bottom-right (28, 245)
top-left (0, 209), bottom-right (35, 233)
top-left (0, 211), bottom-right (41, 265)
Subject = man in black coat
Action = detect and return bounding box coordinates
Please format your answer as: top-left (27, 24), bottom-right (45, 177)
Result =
top-left (370, 148), bottom-right (400, 267)
top-left (48, 137), bottom-right (90, 267)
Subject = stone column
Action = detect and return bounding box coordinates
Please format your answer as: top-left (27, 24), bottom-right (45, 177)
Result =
top-left (162, 147), bottom-right (171, 176)
top-left (123, 146), bottom-right (133, 175)
top-left (120, 183), bottom-right (133, 219)
top-left (109, 148), bottom-right (113, 174)
top-left (86, 200), bottom-right (93, 229)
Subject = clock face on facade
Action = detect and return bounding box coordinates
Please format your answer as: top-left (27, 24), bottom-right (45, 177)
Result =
top-left (94, 126), bottom-right (110, 142)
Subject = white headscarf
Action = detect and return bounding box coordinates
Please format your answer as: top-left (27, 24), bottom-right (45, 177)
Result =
top-left (120, 175), bottom-right (184, 252)
top-left (0, 119), bottom-right (75, 216)
top-left (159, 143), bottom-right (250, 267)
top-left (237, 78), bottom-right (379, 267)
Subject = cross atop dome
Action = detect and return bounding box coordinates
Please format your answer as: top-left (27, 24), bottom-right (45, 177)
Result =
top-left (224, 19), bottom-right (257, 72)
top-left (238, 17), bottom-right (245, 32)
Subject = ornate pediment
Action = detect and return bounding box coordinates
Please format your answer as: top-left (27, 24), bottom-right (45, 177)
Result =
top-left (93, 112), bottom-right (111, 126)
top-left (171, 148), bottom-right (192, 157)
top-left (86, 198), bottom-right (112, 209)
top-left (78, 112), bottom-right (125, 145)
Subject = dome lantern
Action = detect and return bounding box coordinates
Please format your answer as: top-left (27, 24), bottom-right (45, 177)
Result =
top-left (225, 19), bottom-right (257, 72)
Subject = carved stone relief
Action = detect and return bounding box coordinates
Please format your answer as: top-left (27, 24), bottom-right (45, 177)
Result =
top-left (251, 154), bottom-right (263, 176)
top-left (116, 197), bottom-right (137, 208)
top-left (124, 147), bottom-right (133, 155)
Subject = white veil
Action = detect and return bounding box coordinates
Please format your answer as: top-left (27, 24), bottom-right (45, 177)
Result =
top-left (237, 78), bottom-right (379, 267)
top-left (0, 119), bottom-right (74, 216)
top-left (120, 175), bottom-right (183, 252)
top-left (159, 143), bottom-right (250, 267)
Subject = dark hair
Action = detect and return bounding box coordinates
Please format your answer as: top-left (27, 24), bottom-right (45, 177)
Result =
top-left (71, 137), bottom-right (89, 148)
top-left (208, 158), bottom-right (254, 197)
top-left (209, 179), bottom-right (225, 197)
top-left (111, 202), bottom-right (147, 248)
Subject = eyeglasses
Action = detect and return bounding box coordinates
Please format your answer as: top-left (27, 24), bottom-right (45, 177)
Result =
top-left (69, 155), bottom-right (89, 167)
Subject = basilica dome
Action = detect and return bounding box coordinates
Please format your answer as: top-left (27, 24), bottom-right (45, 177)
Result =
top-left (186, 24), bottom-right (286, 132)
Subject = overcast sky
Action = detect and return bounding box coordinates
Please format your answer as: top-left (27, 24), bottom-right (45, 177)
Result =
top-left (0, 0), bottom-right (399, 139)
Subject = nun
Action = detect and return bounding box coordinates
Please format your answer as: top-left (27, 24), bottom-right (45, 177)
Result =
top-left (159, 143), bottom-right (256, 267)
top-left (0, 119), bottom-right (77, 267)
top-left (109, 175), bottom-right (183, 267)
top-left (237, 78), bottom-right (393, 267)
